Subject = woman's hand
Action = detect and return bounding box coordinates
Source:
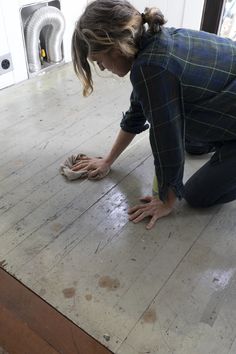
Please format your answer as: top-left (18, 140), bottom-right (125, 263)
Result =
top-left (72, 156), bottom-right (110, 180)
top-left (128, 195), bottom-right (173, 230)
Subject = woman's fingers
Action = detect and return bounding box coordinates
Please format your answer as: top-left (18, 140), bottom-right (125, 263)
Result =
top-left (128, 208), bottom-right (145, 221)
top-left (128, 204), bottom-right (146, 214)
top-left (130, 211), bottom-right (148, 224)
top-left (72, 161), bottom-right (96, 172)
top-left (128, 196), bottom-right (157, 214)
top-left (71, 156), bottom-right (93, 170)
top-left (128, 195), bottom-right (173, 229)
top-left (79, 156), bottom-right (94, 162)
top-left (71, 156), bottom-right (110, 179)
top-left (146, 215), bottom-right (159, 230)
top-left (72, 162), bottom-right (89, 171)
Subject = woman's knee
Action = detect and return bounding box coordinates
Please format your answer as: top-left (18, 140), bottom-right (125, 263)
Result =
top-left (184, 183), bottom-right (212, 208)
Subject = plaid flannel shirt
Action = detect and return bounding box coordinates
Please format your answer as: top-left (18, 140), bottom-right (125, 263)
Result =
top-left (120, 27), bottom-right (236, 201)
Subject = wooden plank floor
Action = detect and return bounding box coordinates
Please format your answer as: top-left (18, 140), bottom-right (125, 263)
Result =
top-left (0, 63), bottom-right (236, 354)
top-left (0, 268), bottom-right (112, 354)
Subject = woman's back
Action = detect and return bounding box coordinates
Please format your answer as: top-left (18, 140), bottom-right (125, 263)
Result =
top-left (132, 27), bottom-right (236, 143)
top-left (137, 27), bottom-right (236, 97)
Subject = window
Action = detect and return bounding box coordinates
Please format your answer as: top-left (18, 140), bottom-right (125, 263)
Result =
top-left (201, 0), bottom-right (236, 40)
top-left (219, 0), bottom-right (236, 40)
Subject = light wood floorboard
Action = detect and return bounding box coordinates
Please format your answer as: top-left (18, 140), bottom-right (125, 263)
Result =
top-left (0, 63), bottom-right (236, 354)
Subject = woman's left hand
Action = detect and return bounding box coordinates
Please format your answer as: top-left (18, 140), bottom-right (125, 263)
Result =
top-left (128, 195), bottom-right (173, 230)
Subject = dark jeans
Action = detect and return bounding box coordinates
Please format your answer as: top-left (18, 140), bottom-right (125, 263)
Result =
top-left (185, 139), bottom-right (216, 155)
top-left (184, 141), bottom-right (236, 207)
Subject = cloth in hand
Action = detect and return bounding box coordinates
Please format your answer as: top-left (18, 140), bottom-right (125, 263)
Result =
top-left (60, 154), bottom-right (110, 181)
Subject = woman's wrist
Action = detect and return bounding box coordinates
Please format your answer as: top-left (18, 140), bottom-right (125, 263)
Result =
top-left (104, 156), bottom-right (114, 166)
top-left (165, 188), bottom-right (177, 209)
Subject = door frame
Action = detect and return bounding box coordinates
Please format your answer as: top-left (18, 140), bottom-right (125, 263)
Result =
top-left (201, 0), bottom-right (225, 33)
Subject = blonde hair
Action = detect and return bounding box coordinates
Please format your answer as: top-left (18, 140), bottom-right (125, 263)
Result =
top-left (72, 0), bottom-right (166, 96)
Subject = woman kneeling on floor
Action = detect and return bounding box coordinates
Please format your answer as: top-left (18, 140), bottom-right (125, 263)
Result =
top-left (71, 0), bottom-right (236, 229)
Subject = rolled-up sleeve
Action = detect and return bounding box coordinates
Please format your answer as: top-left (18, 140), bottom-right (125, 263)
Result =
top-left (120, 91), bottom-right (149, 134)
top-left (131, 64), bottom-right (185, 201)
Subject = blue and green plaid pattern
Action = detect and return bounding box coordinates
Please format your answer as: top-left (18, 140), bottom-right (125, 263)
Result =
top-left (120, 28), bottom-right (236, 201)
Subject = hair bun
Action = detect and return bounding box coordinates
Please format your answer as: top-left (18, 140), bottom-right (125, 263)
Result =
top-left (141, 13), bottom-right (147, 25)
top-left (142, 7), bottom-right (166, 33)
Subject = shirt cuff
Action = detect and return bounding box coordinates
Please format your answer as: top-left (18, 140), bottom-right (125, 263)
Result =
top-left (158, 181), bottom-right (185, 202)
top-left (120, 113), bottom-right (149, 134)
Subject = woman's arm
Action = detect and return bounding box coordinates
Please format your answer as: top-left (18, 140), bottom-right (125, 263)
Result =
top-left (131, 64), bottom-right (185, 202)
top-left (127, 64), bottom-right (185, 229)
top-left (104, 129), bottom-right (135, 165)
top-left (73, 89), bottom-right (148, 178)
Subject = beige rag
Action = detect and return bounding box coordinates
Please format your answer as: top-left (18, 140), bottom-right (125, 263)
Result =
top-left (60, 154), bottom-right (110, 181)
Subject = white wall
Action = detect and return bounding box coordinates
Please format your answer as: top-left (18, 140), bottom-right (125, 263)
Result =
top-left (1, 0), bottom-right (28, 84)
top-left (61, 0), bottom-right (88, 62)
top-left (0, 0), bottom-right (27, 89)
top-left (0, 2), bottom-right (14, 89)
top-left (130, 0), bottom-right (185, 27)
top-left (133, 0), bottom-right (205, 29)
top-left (182, 0), bottom-right (205, 30)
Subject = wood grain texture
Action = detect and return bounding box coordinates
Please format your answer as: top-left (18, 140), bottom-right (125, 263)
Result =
top-left (0, 63), bottom-right (236, 354)
top-left (0, 269), bottom-right (112, 354)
